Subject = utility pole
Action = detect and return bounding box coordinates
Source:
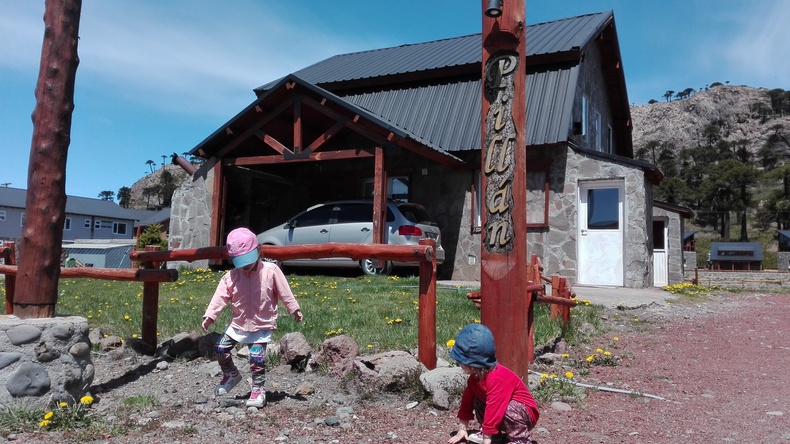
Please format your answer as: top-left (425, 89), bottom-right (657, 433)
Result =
top-left (480, 0), bottom-right (531, 379)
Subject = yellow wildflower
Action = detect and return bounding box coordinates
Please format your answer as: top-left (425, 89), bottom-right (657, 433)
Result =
top-left (44, 411), bottom-right (54, 420)
top-left (565, 371), bottom-right (574, 379)
top-left (80, 395), bottom-right (94, 406)
top-left (446, 339), bottom-right (455, 348)
top-left (39, 419), bottom-right (51, 428)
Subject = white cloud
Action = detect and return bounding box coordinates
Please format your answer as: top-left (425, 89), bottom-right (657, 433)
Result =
top-left (724, 1), bottom-right (790, 88)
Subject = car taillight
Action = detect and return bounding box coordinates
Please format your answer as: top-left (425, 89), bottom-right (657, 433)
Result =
top-left (398, 225), bottom-right (423, 236)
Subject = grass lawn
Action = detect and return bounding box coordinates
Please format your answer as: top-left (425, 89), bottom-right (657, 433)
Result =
top-left (47, 268), bottom-right (601, 353)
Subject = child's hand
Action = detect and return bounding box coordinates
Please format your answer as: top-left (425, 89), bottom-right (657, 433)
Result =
top-left (292, 309), bottom-right (304, 323)
top-left (201, 317), bottom-right (214, 332)
top-left (447, 429), bottom-right (468, 444)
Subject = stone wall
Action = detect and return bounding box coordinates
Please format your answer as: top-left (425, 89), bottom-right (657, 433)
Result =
top-left (0, 315), bottom-right (93, 406)
top-left (685, 269), bottom-right (790, 291)
top-left (168, 159), bottom-right (217, 270)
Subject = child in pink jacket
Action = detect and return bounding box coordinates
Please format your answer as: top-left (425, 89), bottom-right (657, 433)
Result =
top-left (202, 227), bottom-right (303, 408)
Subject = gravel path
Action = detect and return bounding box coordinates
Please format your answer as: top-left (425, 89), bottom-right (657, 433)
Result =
top-left (9, 291), bottom-right (789, 443)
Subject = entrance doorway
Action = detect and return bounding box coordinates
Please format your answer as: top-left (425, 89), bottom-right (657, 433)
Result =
top-left (578, 181), bottom-right (624, 286)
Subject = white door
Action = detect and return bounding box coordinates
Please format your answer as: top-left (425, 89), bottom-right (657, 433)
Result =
top-left (578, 181), bottom-right (624, 286)
top-left (653, 219), bottom-right (668, 287)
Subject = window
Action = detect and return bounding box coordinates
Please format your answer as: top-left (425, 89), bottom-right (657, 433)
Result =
top-left (581, 95), bottom-right (588, 138)
top-left (112, 222), bottom-right (127, 235)
top-left (363, 176), bottom-right (409, 202)
top-left (64, 217), bottom-right (71, 231)
top-left (84, 219), bottom-right (91, 228)
top-left (473, 170), bottom-right (482, 232)
top-left (20, 213), bottom-right (25, 227)
top-left (586, 188), bottom-right (619, 229)
top-left (95, 220), bottom-right (102, 229)
top-left (605, 124), bottom-right (613, 154)
top-left (293, 205), bottom-right (335, 228)
top-left (0, 210), bottom-right (5, 221)
top-left (594, 111), bottom-right (602, 151)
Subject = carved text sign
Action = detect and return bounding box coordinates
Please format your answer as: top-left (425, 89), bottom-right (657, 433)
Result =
top-left (483, 52), bottom-right (519, 253)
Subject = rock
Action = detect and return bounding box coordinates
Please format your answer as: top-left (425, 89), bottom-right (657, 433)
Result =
top-left (279, 332), bottom-right (312, 368)
top-left (7, 362), bottom-right (51, 397)
top-left (536, 352), bottom-right (563, 365)
top-left (419, 366), bottom-right (466, 410)
top-left (293, 381), bottom-right (315, 396)
top-left (311, 335), bottom-right (359, 375)
top-left (156, 360), bottom-right (169, 371)
top-left (353, 350), bottom-right (422, 392)
top-left (325, 416), bottom-right (340, 426)
top-left (550, 401), bottom-right (572, 412)
top-left (406, 401), bottom-right (418, 409)
top-left (6, 325), bottom-right (41, 345)
top-left (198, 333), bottom-right (221, 359)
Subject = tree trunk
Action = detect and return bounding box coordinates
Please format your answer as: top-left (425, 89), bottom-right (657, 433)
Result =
top-left (14, 0), bottom-right (82, 318)
top-left (739, 211), bottom-right (748, 241)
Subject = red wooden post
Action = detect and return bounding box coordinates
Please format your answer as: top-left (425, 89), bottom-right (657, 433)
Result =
top-left (417, 239), bottom-right (437, 370)
top-left (142, 245), bottom-right (161, 349)
top-left (2, 243), bottom-right (16, 314)
top-left (480, 0), bottom-right (530, 379)
top-left (15, 0), bottom-right (82, 318)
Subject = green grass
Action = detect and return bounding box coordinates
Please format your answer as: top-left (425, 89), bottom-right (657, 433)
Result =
top-left (51, 268), bottom-right (601, 353)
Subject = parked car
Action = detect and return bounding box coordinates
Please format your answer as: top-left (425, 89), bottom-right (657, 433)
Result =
top-left (256, 200), bottom-right (445, 275)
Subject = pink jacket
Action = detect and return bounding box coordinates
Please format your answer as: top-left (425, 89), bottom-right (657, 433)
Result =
top-left (203, 261), bottom-right (300, 332)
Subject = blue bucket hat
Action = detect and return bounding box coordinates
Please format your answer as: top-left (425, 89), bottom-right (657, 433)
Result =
top-left (449, 323), bottom-right (497, 369)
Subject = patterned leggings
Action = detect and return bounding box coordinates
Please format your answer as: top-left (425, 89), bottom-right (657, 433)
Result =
top-left (473, 398), bottom-right (535, 444)
top-left (214, 334), bottom-right (268, 388)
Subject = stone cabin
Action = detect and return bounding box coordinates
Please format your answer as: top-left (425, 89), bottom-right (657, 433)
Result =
top-left (169, 10), bottom-right (691, 288)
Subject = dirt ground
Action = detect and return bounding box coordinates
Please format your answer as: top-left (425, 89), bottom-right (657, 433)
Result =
top-left (8, 290), bottom-right (790, 444)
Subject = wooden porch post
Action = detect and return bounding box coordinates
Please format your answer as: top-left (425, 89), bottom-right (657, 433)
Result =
top-left (210, 160), bottom-right (226, 264)
top-left (372, 146), bottom-right (388, 246)
top-left (480, 0), bottom-right (531, 379)
top-left (15, 0), bottom-right (82, 318)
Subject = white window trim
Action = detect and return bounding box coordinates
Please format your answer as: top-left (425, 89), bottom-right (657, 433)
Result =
top-left (112, 222), bottom-right (127, 235)
top-left (64, 217), bottom-right (72, 231)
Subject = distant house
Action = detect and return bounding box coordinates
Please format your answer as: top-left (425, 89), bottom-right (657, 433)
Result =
top-left (127, 207), bottom-right (171, 236)
top-left (62, 240), bottom-right (135, 268)
top-left (0, 187), bottom-right (136, 242)
top-left (709, 242), bottom-right (763, 271)
top-left (169, 10), bottom-right (692, 287)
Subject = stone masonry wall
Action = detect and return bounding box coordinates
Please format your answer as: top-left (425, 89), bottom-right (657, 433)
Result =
top-left (0, 315), bottom-right (93, 406)
top-left (168, 159), bottom-right (217, 270)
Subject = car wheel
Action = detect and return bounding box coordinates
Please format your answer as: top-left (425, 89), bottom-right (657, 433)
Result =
top-left (360, 259), bottom-right (393, 276)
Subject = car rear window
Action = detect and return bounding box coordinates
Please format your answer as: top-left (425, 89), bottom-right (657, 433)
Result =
top-left (397, 204), bottom-right (436, 226)
top-left (335, 203), bottom-right (395, 223)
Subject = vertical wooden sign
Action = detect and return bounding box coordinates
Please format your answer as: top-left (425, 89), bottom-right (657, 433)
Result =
top-left (480, 0), bottom-right (531, 379)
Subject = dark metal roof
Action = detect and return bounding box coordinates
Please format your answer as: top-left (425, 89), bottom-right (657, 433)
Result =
top-left (654, 201), bottom-right (695, 219)
top-left (778, 230), bottom-right (790, 240)
top-left (683, 231), bottom-right (696, 242)
top-left (0, 187), bottom-right (135, 220)
top-left (709, 242), bottom-right (763, 261)
top-left (255, 11), bottom-right (613, 90)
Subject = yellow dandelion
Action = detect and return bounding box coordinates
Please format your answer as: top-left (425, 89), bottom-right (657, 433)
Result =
top-left (44, 411), bottom-right (54, 420)
top-left (39, 420), bottom-right (51, 428)
top-left (586, 355), bottom-right (594, 362)
top-left (604, 351), bottom-right (612, 356)
top-left (59, 402), bottom-right (67, 408)
top-left (561, 353), bottom-right (569, 358)
top-left (446, 339), bottom-right (456, 348)
top-left (613, 336), bottom-right (619, 341)
top-left (565, 371), bottom-right (574, 379)
top-left (596, 348), bottom-right (604, 353)
top-left (80, 395), bottom-right (94, 406)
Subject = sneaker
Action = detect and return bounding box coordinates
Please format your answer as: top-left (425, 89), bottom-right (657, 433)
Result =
top-left (467, 432), bottom-right (484, 444)
top-left (214, 371), bottom-right (241, 396)
top-left (246, 386), bottom-right (266, 408)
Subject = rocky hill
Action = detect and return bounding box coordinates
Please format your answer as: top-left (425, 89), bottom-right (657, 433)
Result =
top-left (630, 85), bottom-right (789, 154)
top-left (128, 164), bottom-right (191, 210)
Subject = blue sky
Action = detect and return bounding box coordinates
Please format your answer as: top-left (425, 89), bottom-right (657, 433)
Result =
top-left (2, 1), bottom-right (789, 199)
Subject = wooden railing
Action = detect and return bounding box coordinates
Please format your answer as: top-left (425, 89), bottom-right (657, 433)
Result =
top-left (2, 239), bottom-right (440, 370)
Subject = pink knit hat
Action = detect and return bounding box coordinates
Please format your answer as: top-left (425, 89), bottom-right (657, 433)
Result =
top-left (226, 227), bottom-right (259, 268)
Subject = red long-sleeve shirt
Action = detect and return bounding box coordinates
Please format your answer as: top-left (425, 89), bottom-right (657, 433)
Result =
top-left (457, 364), bottom-right (539, 435)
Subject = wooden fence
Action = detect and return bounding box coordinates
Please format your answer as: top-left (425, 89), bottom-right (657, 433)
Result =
top-left (1, 240), bottom-right (440, 369)
top-left (3, 241), bottom-right (575, 367)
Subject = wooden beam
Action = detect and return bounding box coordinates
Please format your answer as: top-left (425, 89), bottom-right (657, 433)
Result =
top-left (216, 99), bottom-right (294, 158)
top-left (0, 265), bottom-right (178, 282)
top-left (307, 119), bottom-right (346, 152)
top-left (293, 94), bottom-right (302, 153)
top-left (253, 130), bottom-right (290, 155)
top-left (224, 148), bottom-right (374, 166)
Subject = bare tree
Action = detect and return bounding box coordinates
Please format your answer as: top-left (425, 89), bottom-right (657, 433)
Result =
top-left (15, 0), bottom-right (82, 318)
